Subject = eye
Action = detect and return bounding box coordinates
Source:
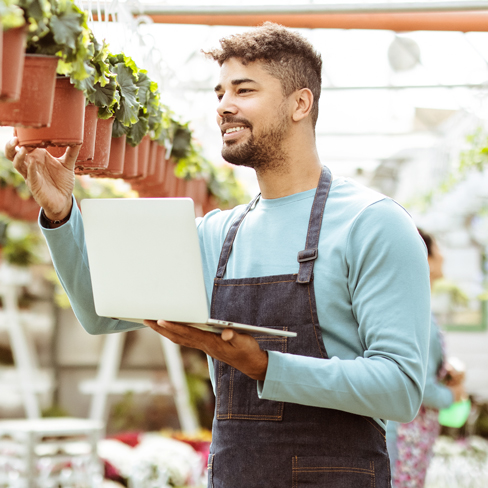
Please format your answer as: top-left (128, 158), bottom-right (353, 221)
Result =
top-left (216, 93), bottom-right (223, 101)
top-left (238, 88), bottom-right (253, 95)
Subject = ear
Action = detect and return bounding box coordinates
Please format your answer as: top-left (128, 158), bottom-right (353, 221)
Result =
top-left (292, 88), bottom-right (314, 122)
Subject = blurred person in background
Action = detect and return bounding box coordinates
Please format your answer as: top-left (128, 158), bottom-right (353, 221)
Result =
top-left (386, 228), bottom-right (466, 488)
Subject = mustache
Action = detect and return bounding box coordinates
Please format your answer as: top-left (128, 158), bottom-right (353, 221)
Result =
top-left (220, 116), bottom-right (252, 129)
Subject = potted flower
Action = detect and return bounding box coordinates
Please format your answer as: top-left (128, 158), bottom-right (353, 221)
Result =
top-left (48, 36), bottom-right (119, 170)
top-left (0, 0), bottom-right (93, 139)
top-left (14, 0), bottom-right (94, 145)
top-left (76, 38), bottom-right (118, 171)
top-left (0, 0), bottom-right (27, 101)
top-left (121, 69), bottom-right (159, 180)
top-left (92, 52), bottom-right (142, 178)
top-left (0, 0), bottom-right (56, 126)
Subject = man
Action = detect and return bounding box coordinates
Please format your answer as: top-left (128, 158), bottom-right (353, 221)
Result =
top-left (7, 22), bottom-right (430, 488)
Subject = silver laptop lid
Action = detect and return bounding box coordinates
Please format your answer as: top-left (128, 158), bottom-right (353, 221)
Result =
top-left (80, 198), bottom-right (210, 323)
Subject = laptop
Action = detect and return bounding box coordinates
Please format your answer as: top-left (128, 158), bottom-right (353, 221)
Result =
top-left (80, 198), bottom-right (296, 338)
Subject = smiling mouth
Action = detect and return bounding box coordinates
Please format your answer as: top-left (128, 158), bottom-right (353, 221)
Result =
top-left (225, 126), bottom-right (247, 134)
top-left (222, 127), bottom-right (249, 141)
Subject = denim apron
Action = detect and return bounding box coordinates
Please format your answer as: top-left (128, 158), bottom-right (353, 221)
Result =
top-left (207, 166), bottom-right (391, 488)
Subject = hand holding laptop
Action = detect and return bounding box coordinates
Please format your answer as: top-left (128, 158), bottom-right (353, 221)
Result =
top-left (144, 318), bottom-right (269, 381)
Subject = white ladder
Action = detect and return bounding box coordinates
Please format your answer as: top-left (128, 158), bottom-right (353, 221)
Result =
top-left (82, 332), bottom-right (199, 434)
top-left (0, 264), bottom-right (49, 419)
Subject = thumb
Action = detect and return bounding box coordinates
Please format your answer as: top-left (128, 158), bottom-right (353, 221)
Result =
top-left (63, 145), bottom-right (81, 171)
top-left (221, 328), bottom-right (236, 343)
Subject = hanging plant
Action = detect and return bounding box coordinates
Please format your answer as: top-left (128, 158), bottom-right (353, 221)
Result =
top-left (75, 36), bottom-right (118, 120)
top-left (23, 0), bottom-right (94, 82)
top-left (0, 0), bottom-right (25, 29)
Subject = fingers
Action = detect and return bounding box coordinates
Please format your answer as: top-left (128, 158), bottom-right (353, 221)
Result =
top-left (25, 153), bottom-right (42, 189)
top-left (5, 137), bottom-right (18, 162)
top-left (12, 145), bottom-right (28, 179)
top-left (62, 145), bottom-right (81, 171)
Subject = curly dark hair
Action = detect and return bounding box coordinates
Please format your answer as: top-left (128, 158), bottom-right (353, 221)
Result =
top-left (203, 22), bottom-right (322, 128)
top-left (418, 228), bottom-right (434, 256)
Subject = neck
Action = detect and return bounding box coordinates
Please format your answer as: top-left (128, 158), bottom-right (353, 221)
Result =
top-left (255, 133), bottom-right (324, 199)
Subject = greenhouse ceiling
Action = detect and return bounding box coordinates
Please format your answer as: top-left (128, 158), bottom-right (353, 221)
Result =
top-left (5, 0), bottom-right (487, 194)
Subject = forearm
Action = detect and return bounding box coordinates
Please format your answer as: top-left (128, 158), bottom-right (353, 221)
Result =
top-left (259, 352), bottom-right (423, 422)
top-left (422, 379), bottom-right (454, 410)
top-left (40, 196), bottom-right (145, 335)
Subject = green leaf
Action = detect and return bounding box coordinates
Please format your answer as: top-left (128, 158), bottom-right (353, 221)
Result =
top-left (113, 62), bottom-right (139, 126)
top-left (171, 124), bottom-right (192, 160)
top-left (112, 119), bottom-right (127, 138)
top-left (126, 114), bottom-right (149, 146)
top-left (134, 70), bottom-right (152, 110)
top-left (88, 77), bottom-right (118, 112)
top-left (50, 10), bottom-right (82, 50)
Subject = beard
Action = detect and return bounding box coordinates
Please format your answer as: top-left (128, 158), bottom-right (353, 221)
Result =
top-left (221, 106), bottom-right (290, 173)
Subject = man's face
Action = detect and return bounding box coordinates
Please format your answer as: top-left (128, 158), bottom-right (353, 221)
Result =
top-left (214, 58), bottom-right (292, 171)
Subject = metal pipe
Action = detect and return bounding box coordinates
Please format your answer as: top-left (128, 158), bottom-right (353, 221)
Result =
top-left (131, 2), bottom-right (488, 16)
top-left (86, 2), bottom-right (488, 32)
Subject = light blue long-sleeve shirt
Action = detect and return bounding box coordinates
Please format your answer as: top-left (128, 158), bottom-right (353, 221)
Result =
top-left (40, 177), bottom-right (431, 428)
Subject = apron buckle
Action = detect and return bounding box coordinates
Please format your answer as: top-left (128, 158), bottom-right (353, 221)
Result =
top-left (297, 248), bottom-right (318, 263)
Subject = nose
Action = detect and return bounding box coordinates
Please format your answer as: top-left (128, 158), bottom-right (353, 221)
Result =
top-left (217, 92), bottom-right (237, 119)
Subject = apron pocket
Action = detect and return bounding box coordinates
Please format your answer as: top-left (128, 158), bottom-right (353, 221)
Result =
top-left (292, 455), bottom-right (375, 488)
top-left (216, 327), bottom-right (289, 421)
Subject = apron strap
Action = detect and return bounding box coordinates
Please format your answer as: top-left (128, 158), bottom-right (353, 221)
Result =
top-left (297, 166), bottom-right (332, 284)
top-left (215, 193), bottom-right (261, 279)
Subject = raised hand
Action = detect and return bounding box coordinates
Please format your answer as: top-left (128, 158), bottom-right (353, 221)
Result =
top-left (5, 137), bottom-right (80, 221)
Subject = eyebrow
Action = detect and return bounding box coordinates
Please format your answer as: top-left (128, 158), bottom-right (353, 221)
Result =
top-left (214, 78), bottom-right (257, 92)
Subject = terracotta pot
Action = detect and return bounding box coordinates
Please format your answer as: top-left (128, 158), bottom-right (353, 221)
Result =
top-left (0, 186), bottom-right (39, 221)
top-left (121, 143), bottom-right (139, 179)
top-left (136, 135), bottom-right (151, 179)
top-left (130, 144), bottom-right (167, 195)
top-left (163, 158), bottom-right (179, 197)
top-left (93, 134), bottom-right (126, 177)
top-left (202, 194), bottom-right (220, 215)
top-left (47, 104), bottom-right (98, 164)
top-left (0, 27), bottom-right (27, 102)
top-left (175, 177), bottom-right (188, 198)
top-left (144, 144), bottom-right (167, 186)
top-left (75, 103), bottom-right (98, 162)
top-left (0, 54), bottom-right (58, 128)
top-left (147, 140), bottom-right (158, 176)
top-left (76, 116), bottom-right (114, 175)
top-left (16, 76), bottom-right (86, 147)
top-left (186, 178), bottom-right (208, 206)
top-left (15, 195), bottom-right (40, 221)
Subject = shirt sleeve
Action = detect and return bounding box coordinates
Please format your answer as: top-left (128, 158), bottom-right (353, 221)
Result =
top-left (39, 196), bottom-right (146, 335)
top-left (258, 199), bottom-right (431, 423)
top-left (422, 321), bottom-right (454, 410)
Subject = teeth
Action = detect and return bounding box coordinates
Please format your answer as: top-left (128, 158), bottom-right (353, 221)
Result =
top-left (225, 126), bottom-right (246, 134)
